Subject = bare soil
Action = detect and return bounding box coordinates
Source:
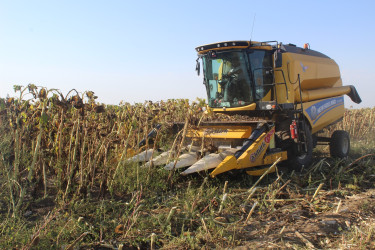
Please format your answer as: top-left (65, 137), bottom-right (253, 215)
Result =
top-left (236, 188), bottom-right (375, 249)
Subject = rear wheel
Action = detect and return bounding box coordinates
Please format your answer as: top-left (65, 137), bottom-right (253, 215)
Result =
top-left (330, 130), bottom-right (350, 158)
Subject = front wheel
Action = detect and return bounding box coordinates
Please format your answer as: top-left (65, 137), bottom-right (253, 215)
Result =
top-left (282, 121), bottom-right (313, 171)
top-left (330, 130), bottom-right (350, 158)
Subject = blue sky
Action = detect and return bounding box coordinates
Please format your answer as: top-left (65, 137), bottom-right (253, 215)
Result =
top-left (1, 0), bottom-right (374, 108)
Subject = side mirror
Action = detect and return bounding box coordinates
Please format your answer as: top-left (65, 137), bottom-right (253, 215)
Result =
top-left (196, 58), bottom-right (200, 76)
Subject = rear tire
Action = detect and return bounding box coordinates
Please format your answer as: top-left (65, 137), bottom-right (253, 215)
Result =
top-left (330, 130), bottom-right (350, 158)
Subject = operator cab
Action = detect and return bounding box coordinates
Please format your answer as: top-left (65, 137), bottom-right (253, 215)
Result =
top-left (196, 41), bottom-right (274, 110)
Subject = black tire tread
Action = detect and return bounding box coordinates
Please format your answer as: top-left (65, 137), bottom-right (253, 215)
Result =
top-left (279, 121), bottom-right (313, 171)
top-left (330, 130), bottom-right (350, 158)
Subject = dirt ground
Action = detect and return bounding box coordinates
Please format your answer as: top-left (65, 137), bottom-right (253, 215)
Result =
top-left (235, 188), bottom-right (375, 249)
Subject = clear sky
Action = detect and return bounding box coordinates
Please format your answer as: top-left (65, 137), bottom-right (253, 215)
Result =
top-left (1, 0), bottom-right (374, 108)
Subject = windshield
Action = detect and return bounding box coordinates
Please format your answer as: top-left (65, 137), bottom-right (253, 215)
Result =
top-left (202, 50), bottom-right (273, 108)
top-left (202, 51), bottom-right (253, 108)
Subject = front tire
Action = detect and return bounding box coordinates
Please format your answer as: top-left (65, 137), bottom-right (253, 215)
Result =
top-left (291, 122), bottom-right (313, 170)
top-left (277, 121), bottom-right (313, 171)
top-left (330, 130), bottom-right (350, 158)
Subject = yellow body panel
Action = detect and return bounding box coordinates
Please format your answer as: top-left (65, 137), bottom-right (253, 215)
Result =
top-left (211, 103), bottom-right (257, 112)
top-left (272, 49), bottom-right (346, 131)
top-left (210, 127), bottom-right (287, 177)
top-left (273, 51), bottom-right (343, 106)
top-left (302, 96), bottom-right (345, 134)
top-left (186, 126), bottom-right (252, 139)
top-left (263, 151), bottom-right (288, 165)
top-left (237, 127), bottom-right (276, 168)
top-left (282, 53), bottom-right (342, 90)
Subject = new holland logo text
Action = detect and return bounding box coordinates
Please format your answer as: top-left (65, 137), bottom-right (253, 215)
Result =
top-left (305, 97), bottom-right (344, 124)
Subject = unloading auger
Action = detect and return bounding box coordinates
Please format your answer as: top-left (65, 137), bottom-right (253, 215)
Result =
top-left (129, 40), bottom-right (361, 177)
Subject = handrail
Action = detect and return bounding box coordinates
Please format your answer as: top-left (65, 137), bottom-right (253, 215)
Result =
top-left (273, 69), bottom-right (288, 101)
top-left (251, 67), bottom-right (290, 109)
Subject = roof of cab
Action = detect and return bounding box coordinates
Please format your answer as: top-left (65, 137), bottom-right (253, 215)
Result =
top-left (195, 40), bottom-right (273, 54)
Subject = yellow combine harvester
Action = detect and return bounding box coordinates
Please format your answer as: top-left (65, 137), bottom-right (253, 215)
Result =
top-left (132, 41), bottom-right (361, 177)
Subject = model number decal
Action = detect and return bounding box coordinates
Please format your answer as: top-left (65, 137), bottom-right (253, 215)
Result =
top-left (250, 129), bottom-right (274, 162)
top-left (204, 128), bottom-right (228, 135)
